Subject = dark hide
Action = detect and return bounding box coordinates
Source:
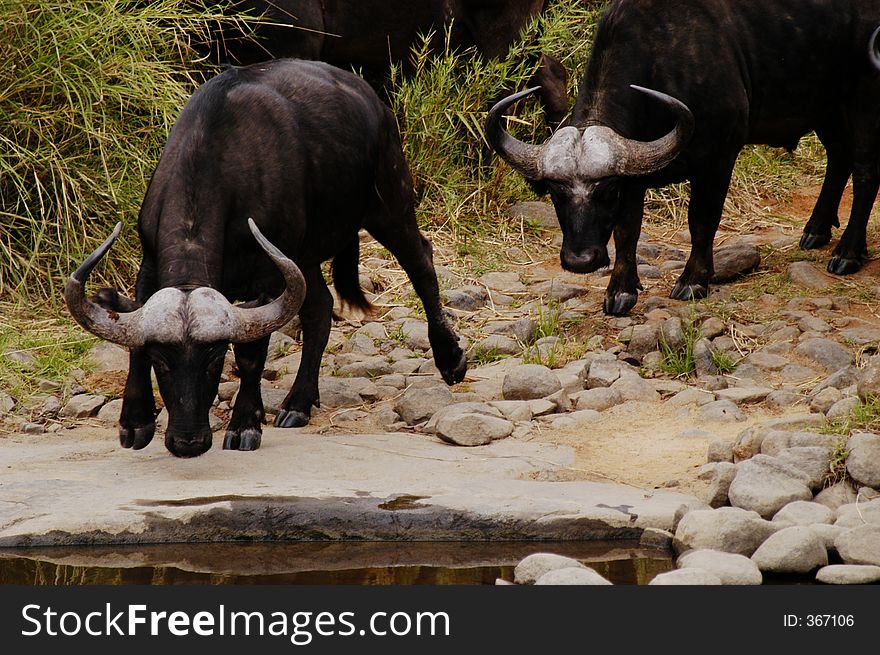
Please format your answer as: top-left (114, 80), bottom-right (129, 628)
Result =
top-left (98, 60), bottom-right (466, 457)
top-left (199, 0), bottom-right (570, 126)
top-left (494, 0), bottom-right (880, 315)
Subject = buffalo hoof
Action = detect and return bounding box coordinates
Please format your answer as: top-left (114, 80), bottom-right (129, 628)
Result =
top-left (670, 281), bottom-right (709, 302)
top-left (799, 231), bottom-right (832, 250)
top-left (827, 255), bottom-right (864, 275)
top-left (603, 291), bottom-right (638, 316)
top-left (439, 351), bottom-right (468, 386)
top-left (275, 409), bottom-right (310, 428)
top-left (223, 427), bottom-right (262, 451)
top-left (119, 423), bottom-right (155, 450)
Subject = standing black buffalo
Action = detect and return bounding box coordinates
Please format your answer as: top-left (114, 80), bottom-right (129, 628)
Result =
top-left (66, 59), bottom-right (467, 457)
top-left (200, 0), bottom-right (569, 126)
top-left (487, 0), bottom-right (880, 315)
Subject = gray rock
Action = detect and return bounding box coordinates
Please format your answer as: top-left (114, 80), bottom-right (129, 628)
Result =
top-left (795, 339), bottom-right (853, 373)
top-left (772, 501), bottom-right (834, 526)
top-left (677, 549), bottom-right (763, 585)
top-left (751, 526), bottom-right (828, 573)
top-left (610, 375), bottom-right (660, 402)
top-left (473, 334), bottom-right (521, 357)
top-left (434, 411), bottom-right (514, 446)
top-left (59, 394), bottom-right (106, 419)
top-left (444, 285), bottom-right (489, 312)
top-left (509, 200), bottom-right (557, 228)
top-left (549, 409), bottom-right (601, 430)
top-left (809, 523), bottom-right (848, 551)
top-left (668, 387), bottom-right (716, 407)
top-left (20, 422), bottom-right (45, 434)
top-left (530, 279), bottom-right (590, 303)
top-left (673, 506), bottom-right (779, 556)
top-left (815, 564), bottom-right (880, 585)
top-left (714, 387), bottom-right (772, 404)
top-left (693, 338), bottom-right (717, 377)
top-left (733, 414), bottom-right (826, 461)
top-left (534, 567), bottom-right (613, 585)
top-left (649, 568), bottom-right (722, 585)
top-left (745, 351), bottom-right (789, 371)
top-left (712, 243), bottom-right (760, 282)
top-left (401, 320), bottom-right (431, 352)
top-left (728, 454), bottom-right (813, 518)
top-left (502, 364), bottom-right (562, 401)
top-left (707, 438), bottom-right (736, 463)
top-left (96, 398), bottom-right (124, 425)
top-left (571, 387), bottom-right (623, 412)
top-left (826, 396), bottom-right (860, 420)
top-left (699, 400), bottom-right (745, 422)
top-left (845, 433), bottom-right (880, 488)
top-left (764, 390), bottom-right (805, 411)
top-left (706, 462), bottom-right (737, 508)
top-left (37, 395), bottom-right (62, 418)
top-left (834, 498), bottom-right (880, 528)
top-left (394, 384), bottom-right (454, 425)
top-left (839, 327), bottom-right (880, 345)
top-left (514, 553), bottom-right (587, 585)
top-left (320, 377), bottom-right (372, 408)
top-left (788, 261), bottom-right (832, 289)
top-left (798, 315), bottom-right (831, 333)
top-left (700, 317), bottom-right (727, 340)
top-left (813, 366), bottom-right (860, 394)
top-left (660, 317), bottom-right (685, 352)
top-left (585, 358), bottom-right (622, 389)
top-left (856, 356), bottom-right (880, 402)
top-left (479, 271), bottom-right (526, 294)
top-left (813, 481), bottom-right (858, 511)
top-left (484, 318), bottom-right (537, 345)
top-left (337, 356), bottom-right (393, 378)
top-left (625, 323), bottom-right (660, 360)
top-left (834, 525), bottom-right (880, 566)
top-left (775, 447), bottom-right (831, 491)
top-left (0, 391), bottom-right (15, 414)
top-left (341, 333), bottom-right (378, 356)
top-left (86, 342), bottom-right (129, 372)
top-left (809, 387), bottom-right (842, 415)
top-left (488, 401), bottom-right (534, 423)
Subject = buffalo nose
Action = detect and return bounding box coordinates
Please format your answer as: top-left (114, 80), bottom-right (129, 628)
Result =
top-left (560, 246), bottom-right (609, 274)
top-left (165, 428), bottom-right (213, 458)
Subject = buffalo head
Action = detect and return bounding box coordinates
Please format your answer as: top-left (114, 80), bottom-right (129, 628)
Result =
top-left (65, 219), bottom-right (306, 457)
top-left (486, 85), bottom-right (693, 275)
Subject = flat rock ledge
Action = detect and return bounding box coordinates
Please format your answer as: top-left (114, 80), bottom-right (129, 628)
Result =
top-left (0, 429), bottom-right (698, 547)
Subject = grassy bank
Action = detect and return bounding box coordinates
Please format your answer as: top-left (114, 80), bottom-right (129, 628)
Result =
top-left (0, 0), bottom-right (825, 309)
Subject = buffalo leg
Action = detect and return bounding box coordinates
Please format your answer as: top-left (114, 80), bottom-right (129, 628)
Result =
top-left (604, 186), bottom-right (647, 316)
top-left (275, 265), bottom-right (333, 428)
top-left (367, 224), bottom-right (466, 385)
top-left (223, 335), bottom-right (270, 451)
top-left (117, 348), bottom-right (156, 450)
top-left (828, 162), bottom-right (879, 274)
top-left (801, 128), bottom-right (852, 250)
top-left (671, 161), bottom-right (736, 301)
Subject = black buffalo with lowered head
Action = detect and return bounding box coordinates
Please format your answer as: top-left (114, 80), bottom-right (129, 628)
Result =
top-left (200, 0), bottom-right (569, 127)
top-left (66, 59), bottom-right (467, 457)
top-left (487, 0), bottom-right (880, 315)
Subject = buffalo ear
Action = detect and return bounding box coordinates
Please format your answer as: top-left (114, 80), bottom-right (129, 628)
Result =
top-left (92, 287), bottom-right (141, 313)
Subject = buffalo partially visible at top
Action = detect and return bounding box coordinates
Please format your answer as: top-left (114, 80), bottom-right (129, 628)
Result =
top-left (489, 0), bottom-right (880, 315)
top-left (196, 0), bottom-right (570, 126)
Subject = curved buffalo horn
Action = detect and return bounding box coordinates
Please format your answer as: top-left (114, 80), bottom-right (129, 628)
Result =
top-left (226, 219), bottom-right (306, 343)
top-left (607, 85), bottom-right (694, 177)
top-left (485, 86), bottom-right (546, 180)
top-left (65, 223), bottom-right (147, 348)
top-left (870, 25), bottom-right (880, 72)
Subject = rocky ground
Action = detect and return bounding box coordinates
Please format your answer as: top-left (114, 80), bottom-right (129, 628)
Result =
top-left (2, 189), bottom-right (880, 584)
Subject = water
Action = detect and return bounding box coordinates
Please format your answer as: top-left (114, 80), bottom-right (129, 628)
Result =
top-left (0, 541), bottom-right (673, 585)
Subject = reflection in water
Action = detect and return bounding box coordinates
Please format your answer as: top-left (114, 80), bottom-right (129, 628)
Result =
top-left (0, 541), bottom-right (674, 586)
